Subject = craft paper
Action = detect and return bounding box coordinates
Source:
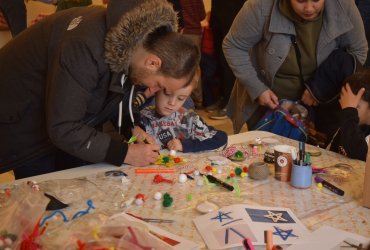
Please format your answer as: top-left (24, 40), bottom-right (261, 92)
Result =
top-left (115, 213), bottom-right (199, 250)
top-left (286, 226), bottom-right (370, 250)
top-left (193, 204), bottom-right (309, 250)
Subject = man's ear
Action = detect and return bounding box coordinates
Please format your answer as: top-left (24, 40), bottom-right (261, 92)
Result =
top-left (144, 54), bottom-right (162, 72)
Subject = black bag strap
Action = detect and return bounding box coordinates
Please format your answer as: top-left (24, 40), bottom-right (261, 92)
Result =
top-left (290, 35), bottom-right (305, 86)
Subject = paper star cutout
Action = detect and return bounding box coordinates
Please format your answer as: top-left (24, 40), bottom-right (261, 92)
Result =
top-left (263, 210), bottom-right (288, 223)
top-left (211, 211), bottom-right (233, 222)
top-left (273, 226), bottom-right (298, 241)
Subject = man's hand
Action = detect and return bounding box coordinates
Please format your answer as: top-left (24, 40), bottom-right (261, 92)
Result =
top-left (167, 138), bottom-right (183, 151)
top-left (124, 143), bottom-right (160, 166)
top-left (339, 83), bottom-right (365, 109)
top-left (301, 89), bottom-right (318, 106)
top-left (132, 126), bottom-right (156, 144)
top-left (257, 89), bottom-right (279, 109)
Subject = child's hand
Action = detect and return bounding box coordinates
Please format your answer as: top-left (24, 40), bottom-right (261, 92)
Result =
top-left (339, 83), bottom-right (365, 109)
top-left (167, 138), bottom-right (183, 152)
top-left (132, 126), bottom-right (156, 144)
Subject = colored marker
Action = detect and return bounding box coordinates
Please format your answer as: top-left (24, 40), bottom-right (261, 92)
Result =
top-left (135, 168), bottom-right (175, 173)
top-left (206, 175), bottom-right (234, 191)
top-left (299, 142), bottom-right (305, 166)
top-left (272, 245), bottom-right (283, 250)
top-left (264, 230), bottom-right (273, 250)
top-left (243, 238), bottom-right (255, 250)
top-left (314, 176), bottom-right (345, 196)
top-left (185, 174), bottom-right (194, 180)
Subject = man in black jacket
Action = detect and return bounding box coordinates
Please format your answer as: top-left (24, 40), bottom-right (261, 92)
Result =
top-left (0, 0), bottom-right (200, 179)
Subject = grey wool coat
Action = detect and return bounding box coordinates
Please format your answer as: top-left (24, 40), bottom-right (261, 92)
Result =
top-left (223, 0), bottom-right (368, 133)
top-left (0, 0), bottom-right (178, 172)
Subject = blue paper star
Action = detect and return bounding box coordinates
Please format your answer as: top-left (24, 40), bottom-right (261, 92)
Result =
top-left (273, 226), bottom-right (298, 241)
top-left (211, 211), bottom-right (233, 222)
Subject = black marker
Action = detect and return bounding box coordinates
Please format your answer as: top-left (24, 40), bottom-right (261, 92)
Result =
top-left (299, 141), bottom-right (305, 165)
top-left (315, 176), bottom-right (344, 196)
top-left (206, 175), bottom-right (234, 191)
top-left (185, 174), bottom-right (194, 180)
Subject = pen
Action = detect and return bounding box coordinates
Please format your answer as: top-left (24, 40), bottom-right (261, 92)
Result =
top-left (304, 152), bottom-right (311, 165)
top-left (185, 174), bottom-right (194, 180)
top-left (314, 176), bottom-right (345, 196)
top-left (243, 238), bottom-right (255, 250)
top-left (299, 142), bottom-right (305, 166)
top-left (206, 175), bottom-right (234, 191)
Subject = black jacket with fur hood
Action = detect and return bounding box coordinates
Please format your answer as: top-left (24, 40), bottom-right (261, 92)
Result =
top-left (0, 0), bottom-right (178, 173)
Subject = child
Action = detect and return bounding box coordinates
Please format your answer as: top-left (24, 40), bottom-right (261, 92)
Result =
top-left (138, 68), bottom-right (228, 152)
top-left (328, 70), bottom-right (370, 161)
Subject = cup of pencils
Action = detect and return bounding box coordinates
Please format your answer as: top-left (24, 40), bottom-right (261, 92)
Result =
top-left (290, 163), bottom-right (312, 188)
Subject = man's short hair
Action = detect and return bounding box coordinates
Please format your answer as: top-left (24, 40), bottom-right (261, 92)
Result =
top-left (143, 27), bottom-right (200, 85)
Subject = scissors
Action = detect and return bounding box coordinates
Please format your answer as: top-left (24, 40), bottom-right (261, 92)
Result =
top-left (126, 213), bottom-right (174, 223)
top-left (342, 241), bottom-right (366, 250)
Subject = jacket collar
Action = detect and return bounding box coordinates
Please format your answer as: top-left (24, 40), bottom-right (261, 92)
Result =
top-left (268, 0), bottom-right (353, 38)
top-left (104, 0), bottom-right (178, 75)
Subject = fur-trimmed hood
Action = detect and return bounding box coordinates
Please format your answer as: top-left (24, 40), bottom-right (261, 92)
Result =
top-left (104, 0), bottom-right (178, 74)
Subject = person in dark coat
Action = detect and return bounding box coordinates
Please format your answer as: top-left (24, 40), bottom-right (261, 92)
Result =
top-left (0, 0), bottom-right (26, 37)
top-left (0, 0), bottom-right (200, 179)
top-left (327, 70), bottom-right (370, 161)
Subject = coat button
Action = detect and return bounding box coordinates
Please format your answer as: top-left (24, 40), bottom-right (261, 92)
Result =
top-left (260, 70), bottom-right (266, 76)
top-left (267, 48), bottom-right (275, 54)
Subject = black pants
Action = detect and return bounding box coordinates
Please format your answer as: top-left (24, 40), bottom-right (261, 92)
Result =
top-left (0, 0), bottom-right (26, 37)
top-left (13, 150), bottom-right (90, 180)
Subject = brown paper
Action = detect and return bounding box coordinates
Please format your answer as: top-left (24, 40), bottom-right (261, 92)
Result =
top-left (363, 141), bottom-right (370, 208)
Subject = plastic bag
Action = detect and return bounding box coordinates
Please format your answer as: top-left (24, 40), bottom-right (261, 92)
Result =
top-left (0, 183), bottom-right (49, 249)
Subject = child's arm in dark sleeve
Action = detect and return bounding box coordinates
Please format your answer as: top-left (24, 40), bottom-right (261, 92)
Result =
top-left (338, 107), bottom-right (368, 161)
top-left (181, 129), bottom-right (228, 152)
top-left (180, 113), bottom-right (228, 152)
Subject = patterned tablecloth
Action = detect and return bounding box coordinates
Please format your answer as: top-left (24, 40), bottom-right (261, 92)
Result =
top-left (1, 131), bottom-right (369, 249)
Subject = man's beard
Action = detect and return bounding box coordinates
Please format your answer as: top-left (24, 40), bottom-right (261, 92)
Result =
top-left (128, 64), bottom-right (154, 86)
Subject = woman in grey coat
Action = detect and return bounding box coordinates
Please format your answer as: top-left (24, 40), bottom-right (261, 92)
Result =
top-left (223, 0), bottom-right (368, 134)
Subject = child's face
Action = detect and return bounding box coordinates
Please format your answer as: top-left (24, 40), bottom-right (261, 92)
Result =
top-left (357, 99), bottom-right (370, 125)
top-left (155, 85), bottom-right (193, 116)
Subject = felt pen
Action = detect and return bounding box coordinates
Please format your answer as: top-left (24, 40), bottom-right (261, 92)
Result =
top-left (243, 238), bottom-right (255, 250)
top-left (272, 245), bottom-right (283, 250)
top-left (299, 141), bottom-right (305, 165)
top-left (314, 176), bottom-right (345, 196)
top-left (264, 230), bottom-right (273, 250)
top-left (185, 174), bottom-right (194, 180)
top-left (206, 175), bottom-right (234, 191)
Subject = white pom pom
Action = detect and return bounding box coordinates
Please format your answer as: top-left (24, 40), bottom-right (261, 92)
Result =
top-left (135, 198), bottom-right (144, 206)
top-left (154, 192), bottom-right (162, 200)
top-left (178, 173), bottom-right (187, 183)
